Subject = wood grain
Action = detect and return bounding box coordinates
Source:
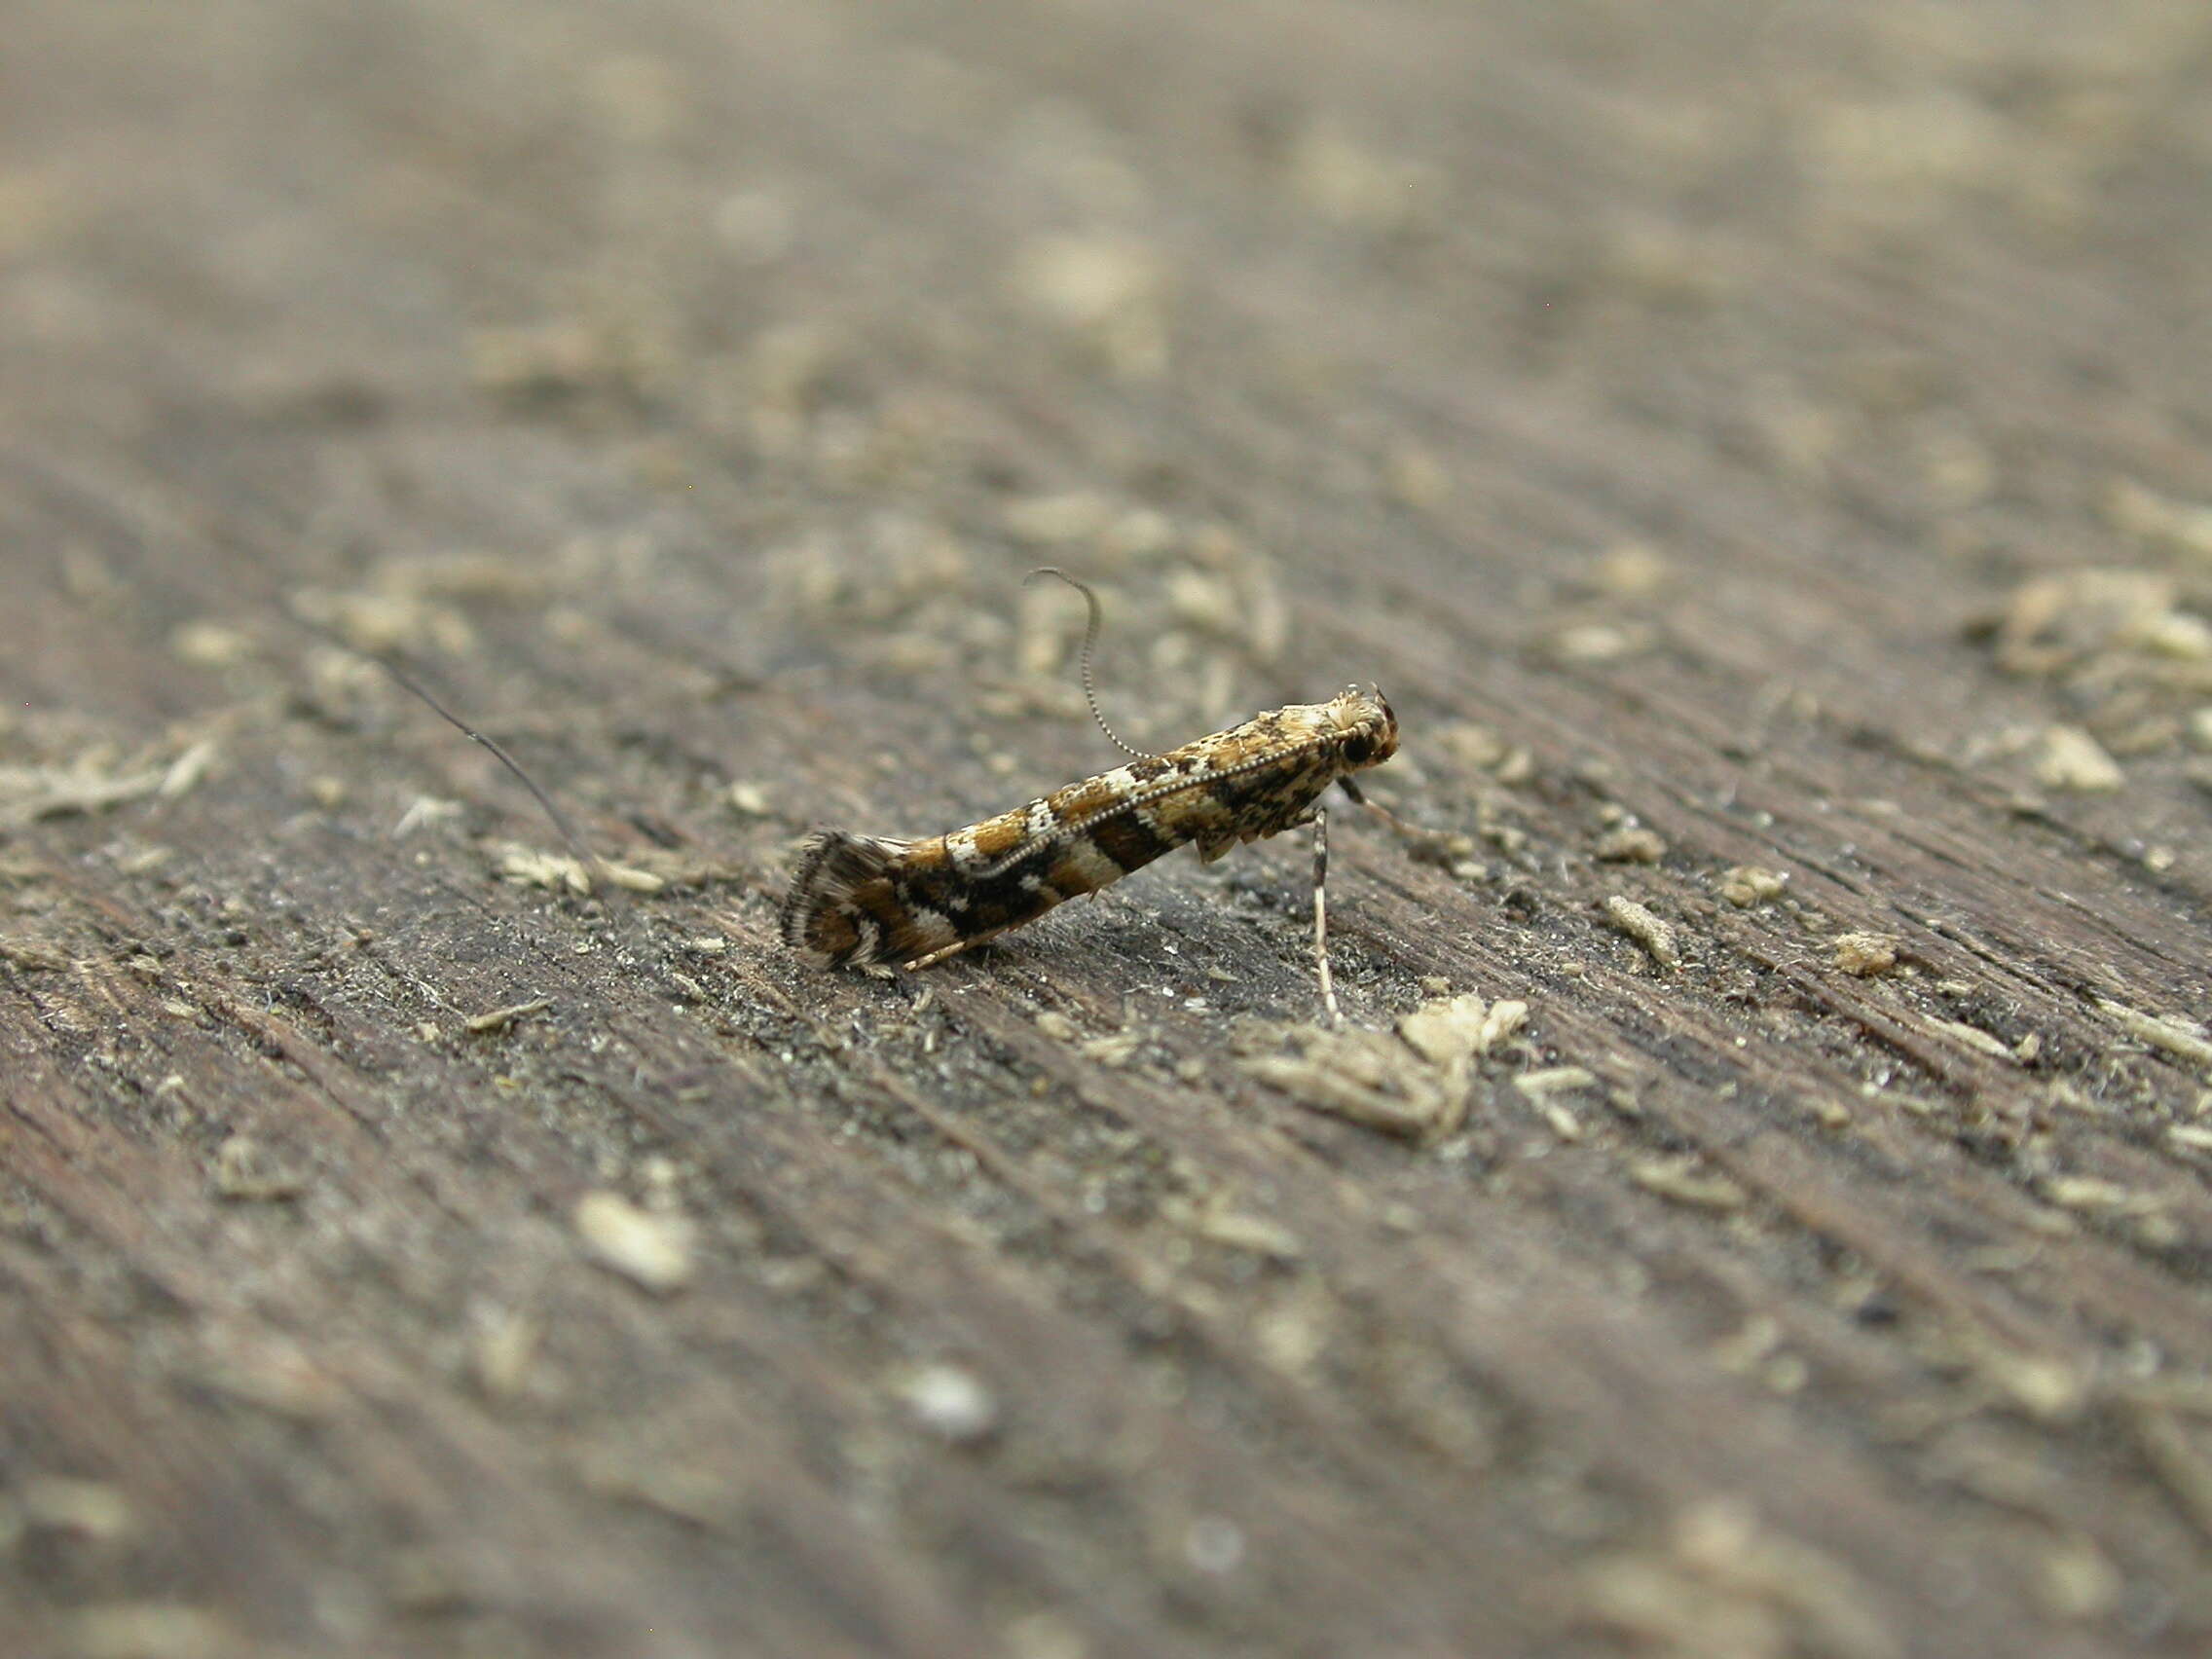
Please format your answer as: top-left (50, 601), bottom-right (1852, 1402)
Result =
top-left (4, 3), bottom-right (2210, 1655)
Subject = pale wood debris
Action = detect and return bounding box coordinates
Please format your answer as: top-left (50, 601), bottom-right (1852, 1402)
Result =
top-left (1241, 990), bottom-right (1524, 1141)
top-left (470, 1307), bottom-right (541, 1402)
top-left (464, 996), bottom-right (553, 1034)
top-left (1396, 992), bottom-right (1493, 1066)
top-left (1630, 1157), bottom-right (1747, 1211)
top-left (2094, 997), bottom-right (2212, 1071)
top-left (1922, 1016), bottom-right (2014, 1061)
top-left (1514, 1066), bottom-right (1597, 1100)
top-left (1584, 1497), bottom-right (1899, 1659)
top-left (1717, 866), bottom-right (1788, 907)
top-left (2035, 724), bottom-right (2123, 793)
top-left (1606, 895), bottom-right (1679, 969)
top-left (18, 1477), bottom-right (134, 1542)
top-left (574, 1191), bottom-right (695, 1294)
top-left (1178, 1198), bottom-right (1304, 1261)
top-left (1830, 933), bottom-right (1899, 977)
top-left (498, 843), bottom-right (593, 894)
top-left (891, 1363), bottom-right (1000, 1444)
top-left (1595, 825), bottom-right (1666, 864)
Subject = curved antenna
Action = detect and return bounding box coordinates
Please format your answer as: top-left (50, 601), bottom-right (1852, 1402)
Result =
top-left (1024, 567), bottom-right (1155, 761)
top-left (297, 615), bottom-right (618, 903)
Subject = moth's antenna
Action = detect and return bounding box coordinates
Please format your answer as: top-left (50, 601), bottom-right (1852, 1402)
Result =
top-left (379, 654), bottom-right (599, 874)
top-left (1025, 567), bottom-right (1155, 761)
top-left (300, 618), bottom-right (617, 902)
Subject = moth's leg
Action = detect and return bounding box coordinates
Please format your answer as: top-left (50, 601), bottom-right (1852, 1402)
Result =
top-left (1338, 774), bottom-right (1409, 834)
top-left (903, 939), bottom-right (977, 971)
top-left (1278, 806), bottom-right (1343, 1023)
top-left (1310, 805), bottom-right (1341, 1025)
top-left (1339, 776), bottom-right (1452, 858)
top-left (903, 922), bottom-right (1017, 971)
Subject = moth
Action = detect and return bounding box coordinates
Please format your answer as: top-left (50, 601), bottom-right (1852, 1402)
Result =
top-left (781, 571), bottom-right (1400, 1019)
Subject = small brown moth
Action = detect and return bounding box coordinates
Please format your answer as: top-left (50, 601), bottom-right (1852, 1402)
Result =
top-left (781, 571), bottom-right (1399, 1019)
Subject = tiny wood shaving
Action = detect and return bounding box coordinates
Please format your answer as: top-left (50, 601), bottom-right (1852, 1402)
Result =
top-left (1605, 896), bottom-right (1678, 969)
top-left (1923, 1017), bottom-right (2014, 1060)
top-left (2095, 998), bottom-right (2212, 1070)
top-left (465, 996), bottom-right (552, 1034)
top-left (1630, 1158), bottom-right (1746, 1210)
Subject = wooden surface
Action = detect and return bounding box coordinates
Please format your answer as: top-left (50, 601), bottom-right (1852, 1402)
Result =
top-left (5, 3), bottom-right (2212, 1655)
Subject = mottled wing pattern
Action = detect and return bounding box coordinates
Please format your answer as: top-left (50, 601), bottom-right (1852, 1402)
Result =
top-left (781, 688), bottom-right (1397, 970)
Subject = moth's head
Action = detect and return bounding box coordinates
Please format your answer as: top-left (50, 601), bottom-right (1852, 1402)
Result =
top-left (1327, 683), bottom-right (1399, 770)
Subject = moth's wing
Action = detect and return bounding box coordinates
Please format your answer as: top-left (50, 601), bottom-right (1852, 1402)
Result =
top-left (1193, 831), bottom-right (1238, 863)
top-left (780, 830), bottom-right (913, 965)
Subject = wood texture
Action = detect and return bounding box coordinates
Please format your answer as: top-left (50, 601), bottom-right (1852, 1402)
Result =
top-left (4, 3), bottom-right (2211, 1655)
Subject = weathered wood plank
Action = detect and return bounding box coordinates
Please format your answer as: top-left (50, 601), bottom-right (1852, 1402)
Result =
top-left (5, 2), bottom-right (2211, 1655)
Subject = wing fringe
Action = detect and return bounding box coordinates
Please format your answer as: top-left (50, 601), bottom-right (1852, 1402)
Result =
top-left (779, 830), bottom-right (907, 963)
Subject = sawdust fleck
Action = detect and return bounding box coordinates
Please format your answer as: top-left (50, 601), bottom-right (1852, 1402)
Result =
top-left (1981, 1348), bottom-right (2086, 1422)
top-left (1923, 1016), bottom-right (2013, 1061)
top-left (158, 739), bottom-right (218, 799)
top-left (1396, 992), bottom-right (1493, 1066)
top-left (1011, 234), bottom-right (1170, 381)
top-left (1595, 542), bottom-right (1671, 597)
top-left (2035, 725), bottom-right (2123, 793)
top-left (0, 755), bottom-right (168, 828)
top-left (470, 1307), bottom-right (541, 1402)
top-left (1433, 721), bottom-right (1509, 771)
top-left (19, 1477), bottom-right (134, 1543)
top-left (1585, 1496), bottom-right (1898, 1659)
top-left (2107, 477), bottom-right (2212, 563)
top-left (1630, 1157), bottom-right (1746, 1211)
top-left (892, 1363), bottom-right (1000, 1444)
top-left (497, 843), bottom-right (592, 895)
top-left (1830, 933), bottom-right (1899, 977)
top-left (1717, 866), bottom-right (1788, 907)
top-left (1078, 1028), bottom-right (1143, 1067)
top-left (1994, 568), bottom-right (2181, 673)
top-left (1551, 622), bottom-right (1653, 664)
top-left (1480, 1000), bottom-right (1530, 1051)
top-left (1595, 825), bottom-right (1666, 864)
top-left (169, 621), bottom-right (254, 668)
top-left (2094, 998), bottom-right (2212, 1072)
top-left (2035, 1535), bottom-right (2121, 1621)
top-left (1241, 990), bottom-right (1514, 1141)
top-left (2040, 1175), bottom-right (2168, 1223)
top-left (464, 996), bottom-right (553, 1035)
top-left (392, 795), bottom-right (463, 838)
top-left (575, 1192), bottom-right (695, 1294)
top-left (1605, 896), bottom-right (1678, 969)
top-left (1177, 1195), bottom-right (1304, 1261)
top-left (1513, 1066), bottom-right (1597, 1100)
